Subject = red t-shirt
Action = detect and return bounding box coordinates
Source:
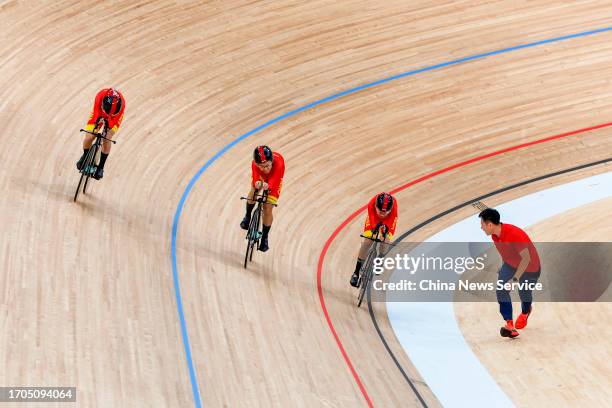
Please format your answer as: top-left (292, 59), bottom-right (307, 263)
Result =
top-left (492, 223), bottom-right (540, 272)
top-left (85, 88), bottom-right (125, 132)
top-left (251, 152), bottom-right (285, 203)
top-left (363, 194), bottom-right (398, 240)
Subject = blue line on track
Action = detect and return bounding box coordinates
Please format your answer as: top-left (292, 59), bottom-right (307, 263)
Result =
top-left (169, 26), bottom-right (612, 407)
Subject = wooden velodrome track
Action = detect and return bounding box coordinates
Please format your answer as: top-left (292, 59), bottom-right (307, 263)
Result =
top-left (1, 1), bottom-right (611, 406)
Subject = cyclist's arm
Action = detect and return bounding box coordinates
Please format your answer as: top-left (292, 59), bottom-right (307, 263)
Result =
top-left (362, 223), bottom-right (383, 240)
top-left (84, 117), bottom-right (100, 132)
top-left (251, 161), bottom-right (267, 191)
top-left (384, 213), bottom-right (398, 242)
top-left (84, 115), bottom-right (106, 133)
top-left (374, 222), bottom-right (386, 236)
top-left (382, 228), bottom-right (393, 243)
top-left (109, 111), bottom-right (124, 133)
top-left (266, 161), bottom-right (284, 194)
top-left (107, 126), bottom-right (118, 139)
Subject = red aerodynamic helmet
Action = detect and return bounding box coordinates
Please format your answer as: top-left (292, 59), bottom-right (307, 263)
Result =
top-left (253, 146), bottom-right (273, 164)
top-left (101, 88), bottom-right (122, 116)
top-left (375, 192), bottom-right (394, 212)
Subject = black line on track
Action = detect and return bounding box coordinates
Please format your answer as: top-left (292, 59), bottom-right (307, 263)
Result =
top-left (366, 285), bottom-right (429, 408)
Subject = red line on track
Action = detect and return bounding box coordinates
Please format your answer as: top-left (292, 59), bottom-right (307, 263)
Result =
top-left (316, 121), bottom-right (612, 407)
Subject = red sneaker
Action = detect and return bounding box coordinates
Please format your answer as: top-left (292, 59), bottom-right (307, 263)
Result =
top-left (515, 307), bottom-right (532, 329)
top-left (500, 321), bottom-right (519, 338)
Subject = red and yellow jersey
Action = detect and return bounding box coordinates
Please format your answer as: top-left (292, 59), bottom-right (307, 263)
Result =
top-left (251, 152), bottom-right (285, 205)
top-left (363, 194), bottom-right (398, 240)
top-left (84, 88), bottom-right (125, 133)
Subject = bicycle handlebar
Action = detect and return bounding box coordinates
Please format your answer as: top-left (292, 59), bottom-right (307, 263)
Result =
top-left (360, 223), bottom-right (389, 242)
top-left (79, 129), bottom-right (117, 144)
top-left (360, 234), bottom-right (387, 243)
top-left (240, 194), bottom-right (278, 207)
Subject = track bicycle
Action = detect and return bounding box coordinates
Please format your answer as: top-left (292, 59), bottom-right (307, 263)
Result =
top-left (240, 190), bottom-right (276, 268)
top-left (357, 224), bottom-right (389, 307)
top-left (73, 119), bottom-right (116, 202)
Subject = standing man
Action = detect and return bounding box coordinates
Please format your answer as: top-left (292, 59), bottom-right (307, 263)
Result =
top-left (479, 208), bottom-right (541, 338)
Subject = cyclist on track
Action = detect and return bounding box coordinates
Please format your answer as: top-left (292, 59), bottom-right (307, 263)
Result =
top-left (350, 192), bottom-right (398, 287)
top-left (240, 145), bottom-right (285, 252)
top-left (76, 88), bottom-right (125, 180)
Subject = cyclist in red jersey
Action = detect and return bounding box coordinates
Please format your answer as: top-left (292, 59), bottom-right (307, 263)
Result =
top-left (350, 192), bottom-right (398, 287)
top-left (76, 88), bottom-right (125, 180)
top-left (240, 146), bottom-right (285, 252)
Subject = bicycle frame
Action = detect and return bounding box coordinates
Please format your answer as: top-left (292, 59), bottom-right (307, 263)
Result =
top-left (357, 226), bottom-right (388, 307)
top-left (240, 189), bottom-right (277, 268)
top-left (73, 119), bottom-right (116, 202)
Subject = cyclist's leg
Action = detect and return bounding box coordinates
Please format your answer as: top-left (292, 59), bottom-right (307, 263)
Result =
top-left (379, 235), bottom-right (393, 256)
top-left (82, 133), bottom-right (95, 150)
top-left (351, 238), bottom-right (373, 286)
top-left (246, 186), bottom-right (258, 203)
top-left (262, 203), bottom-right (274, 233)
top-left (80, 120), bottom-right (103, 158)
top-left (259, 195), bottom-right (277, 252)
top-left (241, 186), bottom-right (258, 229)
top-left (77, 133), bottom-right (96, 170)
top-left (262, 202), bottom-right (273, 227)
top-left (358, 238), bottom-right (373, 260)
top-left (95, 128), bottom-right (117, 179)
